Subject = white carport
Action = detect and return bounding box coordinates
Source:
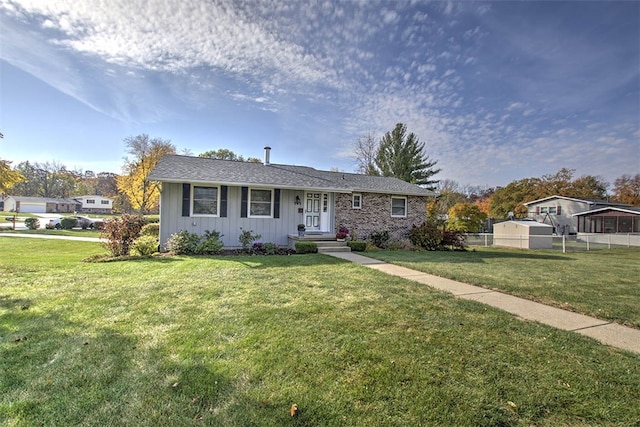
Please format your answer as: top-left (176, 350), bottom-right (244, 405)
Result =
top-left (493, 220), bottom-right (553, 249)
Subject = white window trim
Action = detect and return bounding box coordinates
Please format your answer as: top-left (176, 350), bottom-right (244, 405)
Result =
top-left (352, 193), bottom-right (362, 209)
top-left (248, 187), bottom-right (274, 218)
top-left (192, 185), bottom-right (220, 217)
top-left (391, 196), bottom-right (407, 218)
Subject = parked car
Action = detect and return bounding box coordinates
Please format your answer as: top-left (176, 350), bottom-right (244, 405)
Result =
top-left (48, 217), bottom-right (63, 229)
top-left (47, 216), bottom-right (96, 229)
top-left (74, 216), bottom-right (96, 229)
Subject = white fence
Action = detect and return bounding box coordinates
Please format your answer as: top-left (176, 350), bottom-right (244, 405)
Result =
top-left (465, 233), bottom-right (640, 252)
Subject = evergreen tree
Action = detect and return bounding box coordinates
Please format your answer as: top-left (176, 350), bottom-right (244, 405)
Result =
top-left (375, 123), bottom-right (440, 189)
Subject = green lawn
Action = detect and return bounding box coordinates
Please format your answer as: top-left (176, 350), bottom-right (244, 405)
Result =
top-left (0, 228), bottom-right (102, 238)
top-left (1, 238), bottom-right (639, 426)
top-left (364, 247), bottom-right (640, 329)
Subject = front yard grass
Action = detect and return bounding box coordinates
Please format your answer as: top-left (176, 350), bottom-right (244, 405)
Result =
top-left (365, 247), bottom-right (640, 329)
top-left (0, 228), bottom-right (102, 238)
top-left (1, 238), bottom-right (638, 426)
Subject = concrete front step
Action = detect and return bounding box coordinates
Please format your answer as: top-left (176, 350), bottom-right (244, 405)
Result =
top-left (318, 246), bottom-right (352, 253)
top-left (314, 240), bottom-right (348, 247)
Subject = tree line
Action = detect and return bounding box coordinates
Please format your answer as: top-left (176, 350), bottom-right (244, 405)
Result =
top-left (0, 135), bottom-right (270, 214)
top-left (1, 125), bottom-right (638, 224)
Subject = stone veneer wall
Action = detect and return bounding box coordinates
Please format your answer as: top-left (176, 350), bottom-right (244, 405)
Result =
top-left (335, 192), bottom-right (429, 241)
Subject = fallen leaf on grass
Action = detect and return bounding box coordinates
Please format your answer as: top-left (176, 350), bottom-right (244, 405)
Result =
top-left (290, 403), bottom-right (298, 417)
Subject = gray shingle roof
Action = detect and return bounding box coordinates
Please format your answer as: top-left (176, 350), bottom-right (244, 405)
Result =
top-left (148, 155), bottom-right (435, 196)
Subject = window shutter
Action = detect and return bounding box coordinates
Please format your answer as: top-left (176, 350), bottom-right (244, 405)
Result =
top-left (274, 189), bottom-right (281, 218)
top-left (241, 186), bottom-right (248, 218)
top-left (556, 206), bottom-right (561, 215)
top-left (182, 184), bottom-right (191, 217)
top-left (220, 185), bottom-right (228, 218)
top-left (535, 206), bottom-right (540, 215)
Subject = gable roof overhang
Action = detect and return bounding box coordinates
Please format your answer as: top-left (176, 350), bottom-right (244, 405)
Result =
top-left (524, 194), bottom-right (632, 208)
top-left (524, 195), bottom-right (596, 206)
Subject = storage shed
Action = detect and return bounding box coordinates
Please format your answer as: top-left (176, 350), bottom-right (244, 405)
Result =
top-left (493, 220), bottom-right (553, 249)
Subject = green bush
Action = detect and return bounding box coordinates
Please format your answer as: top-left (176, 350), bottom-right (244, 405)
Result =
top-left (132, 235), bottom-right (159, 256)
top-left (347, 240), bottom-right (367, 252)
top-left (24, 218), bottom-right (40, 230)
top-left (409, 222), bottom-right (442, 250)
top-left (167, 230), bottom-right (224, 255)
top-left (197, 230), bottom-right (224, 255)
top-left (167, 230), bottom-right (200, 255)
top-left (295, 241), bottom-right (317, 254)
top-left (77, 218), bottom-right (92, 229)
top-left (263, 243), bottom-right (279, 255)
top-left (60, 217), bottom-right (78, 230)
top-left (140, 223), bottom-right (160, 238)
top-left (409, 222), bottom-right (467, 251)
top-left (369, 230), bottom-right (390, 249)
top-left (239, 228), bottom-right (261, 252)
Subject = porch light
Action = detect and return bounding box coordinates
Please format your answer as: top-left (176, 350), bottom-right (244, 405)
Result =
top-left (295, 195), bottom-right (301, 205)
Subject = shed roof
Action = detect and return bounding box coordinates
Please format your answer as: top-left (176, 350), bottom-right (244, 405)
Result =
top-left (148, 155), bottom-right (435, 196)
top-left (495, 220), bottom-right (553, 228)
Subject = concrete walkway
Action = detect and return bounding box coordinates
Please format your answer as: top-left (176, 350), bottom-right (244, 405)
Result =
top-left (327, 252), bottom-right (640, 355)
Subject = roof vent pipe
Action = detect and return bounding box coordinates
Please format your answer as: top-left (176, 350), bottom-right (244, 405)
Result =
top-left (263, 146), bottom-right (271, 166)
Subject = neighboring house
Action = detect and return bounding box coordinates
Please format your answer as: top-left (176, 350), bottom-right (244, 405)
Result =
top-left (573, 206), bottom-right (640, 233)
top-left (75, 195), bottom-right (114, 214)
top-left (147, 147), bottom-right (436, 249)
top-left (2, 196), bottom-right (81, 213)
top-left (524, 195), bottom-right (631, 234)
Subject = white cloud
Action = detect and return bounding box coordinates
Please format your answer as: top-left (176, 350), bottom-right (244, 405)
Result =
top-left (1, 0), bottom-right (637, 187)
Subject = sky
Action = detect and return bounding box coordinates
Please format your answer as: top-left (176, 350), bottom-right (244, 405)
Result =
top-left (0, 0), bottom-right (638, 188)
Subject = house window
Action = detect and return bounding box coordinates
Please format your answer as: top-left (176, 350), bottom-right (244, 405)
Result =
top-left (548, 207), bottom-right (557, 214)
top-left (249, 188), bottom-right (273, 217)
top-left (101, 200), bottom-right (109, 205)
top-left (541, 206), bottom-right (557, 214)
top-left (352, 193), bottom-right (362, 209)
top-left (391, 197), bottom-right (407, 217)
top-left (86, 199), bottom-right (95, 204)
top-left (193, 186), bottom-right (218, 216)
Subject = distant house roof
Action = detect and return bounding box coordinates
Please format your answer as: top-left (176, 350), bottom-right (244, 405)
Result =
top-left (572, 206), bottom-right (640, 217)
top-left (4, 196), bottom-right (80, 204)
top-left (148, 155), bottom-right (435, 197)
top-left (76, 195), bottom-right (112, 199)
top-left (524, 195), bottom-right (631, 207)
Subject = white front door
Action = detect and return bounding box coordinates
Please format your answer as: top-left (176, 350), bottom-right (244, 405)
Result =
top-left (304, 192), bottom-right (331, 232)
top-left (305, 192), bottom-right (322, 230)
